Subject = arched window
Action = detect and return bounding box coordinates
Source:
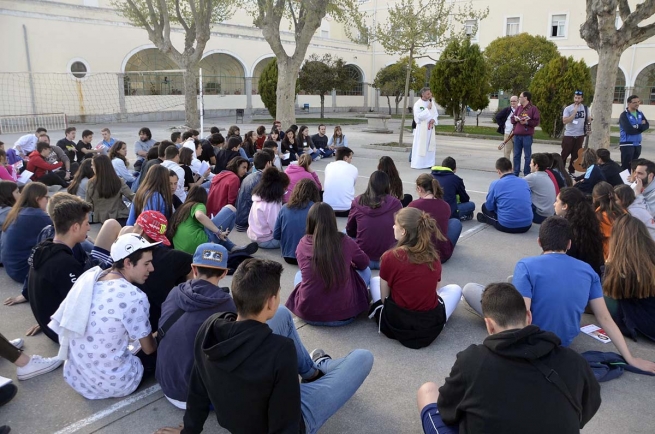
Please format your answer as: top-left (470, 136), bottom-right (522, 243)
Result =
top-left (123, 48), bottom-right (180, 96)
top-left (252, 57), bottom-right (275, 95)
top-left (337, 64), bottom-right (363, 96)
top-left (633, 64), bottom-right (655, 105)
top-left (199, 53), bottom-right (246, 95)
top-left (589, 65), bottom-right (626, 104)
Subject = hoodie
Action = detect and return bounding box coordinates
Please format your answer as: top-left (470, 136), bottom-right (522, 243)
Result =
top-left (27, 150), bottom-right (63, 180)
top-left (283, 163), bottom-right (322, 202)
top-left (431, 166), bottom-right (471, 219)
top-left (156, 279), bottom-right (236, 403)
top-left (247, 195), bottom-right (283, 243)
top-left (212, 149), bottom-right (241, 174)
top-left (1, 207), bottom-right (52, 283)
top-left (346, 195), bottom-right (402, 261)
top-left (182, 317), bottom-right (304, 434)
top-left (207, 170), bottom-right (240, 217)
top-left (438, 325), bottom-right (601, 434)
top-left (235, 170), bottom-right (263, 230)
top-left (28, 240), bottom-right (88, 343)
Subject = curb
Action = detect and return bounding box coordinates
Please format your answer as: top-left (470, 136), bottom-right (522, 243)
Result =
top-left (431, 131), bottom-right (562, 145)
top-left (362, 144), bottom-right (411, 153)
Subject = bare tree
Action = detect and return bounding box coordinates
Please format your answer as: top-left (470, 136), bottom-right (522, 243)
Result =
top-left (581, 0), bottom-right (655, 149)
top-left (113, 0), bottom-right (236, 128)
top-left (252, 0), bottom-right (366, 127)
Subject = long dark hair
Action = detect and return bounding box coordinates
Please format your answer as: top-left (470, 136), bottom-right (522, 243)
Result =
top-left (252, 167), bottom-right (289, 203)
top-left (3, 182), bottom-right (47, 231)
top-left (378, 156), bottom-right (404, 201)
top-left (558, 187), bottom-right (604, 268)
top-left (0, 181), bottom-right (18, 208)
top-left (167, 185), bottom-right (207, 240)
top-left (593, 182), bottom-right (624, 224)
top-left (306, 202), bottom-right (346, 290)
top-left (133, 165), bottom-right (173, 218)
top-left (358, 171), bottom-right (390, 209)
top-left (179, 147), bottom-right (194, 166)
top-left (549, 153), bottom-right (573, 187)
top-left (109, 141), bottom-right (129, 168)
top-left (242, 131), bottom-right (256, 157)
top-left (288, 178), bottom-right (320, 209)
top-left (90, 155), bottom-right (122, 199)
top-left (68, 159), bottom-right (94, 195)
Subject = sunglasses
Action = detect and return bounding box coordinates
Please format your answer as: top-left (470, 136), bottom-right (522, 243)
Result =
top-left (574, 91), bottom-right (583, 96)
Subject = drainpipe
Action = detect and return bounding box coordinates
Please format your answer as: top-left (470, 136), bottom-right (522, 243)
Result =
top-left (23, 24), bottom-right (37, 114)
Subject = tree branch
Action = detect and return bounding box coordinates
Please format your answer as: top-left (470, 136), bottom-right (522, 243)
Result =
top-left (631, 21), bottom-right (655, 45)
top-left (174, 0), bottom-right (191, 33)
top-left (625, 0), bottom-right (655, 27)
top-left (287, 0), bottom-right (299, 36)
top-left (125, 0), bottom-right (155, 35)
top-left (618, 0), bottom-right (631, 22)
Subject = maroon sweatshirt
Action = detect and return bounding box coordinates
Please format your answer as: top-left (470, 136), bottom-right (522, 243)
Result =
top-left (511, 103), bottom-right (541, 136)
top-left (346, 195), bottom-right (402, 262)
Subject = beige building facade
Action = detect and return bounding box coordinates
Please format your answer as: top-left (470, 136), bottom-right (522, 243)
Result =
top-left (0, 0), bottom-right (654, 124)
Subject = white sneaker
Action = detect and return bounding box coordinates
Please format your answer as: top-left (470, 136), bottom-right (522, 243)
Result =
top-left (9, 338), bottom-right (23, 350)
top-left (17, 355), bottom-right (63, 380)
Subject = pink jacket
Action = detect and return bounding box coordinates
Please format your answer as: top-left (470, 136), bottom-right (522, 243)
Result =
top-left (247, 195), bottom-right (283, 242)
top-left (0, 165), bottom-right (15, 181)
top-left (283, 163), bottom-right (322, 202)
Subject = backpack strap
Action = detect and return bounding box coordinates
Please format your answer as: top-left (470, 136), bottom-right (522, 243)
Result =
top-left (156, 308), bottom-right (186, 344)
top-left (529, 358), bottom-right (582, 423)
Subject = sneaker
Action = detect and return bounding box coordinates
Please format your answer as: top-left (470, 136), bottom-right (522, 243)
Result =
top-left (0, 425), bottom-right (11, 434)
top-left (231, 242), bottom-right (258, 255)
top-left (0, 383), bottom-right (18, 407)
top-left (459, 213), bottom-right (474, 222)
top-left (309, 348), bottom-right (332, 367)
top-left (476, 213), bottom-right (485, 223)
top-left (16, 355), bottom-right (63, 380)
top-left (9, 339), bottom-right (23, 350)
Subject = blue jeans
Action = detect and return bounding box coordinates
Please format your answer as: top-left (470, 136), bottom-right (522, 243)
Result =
top-left (513, 135), bottom-right (533, 177)
top-left (369, 260), bottom-right (380, 270)
top-left (446, 218), bottom-right (462, 247)
top-left (319, 148), bottom-right (334, 158)
top-left (257, 238), bottom-right (280, 249)
top-left (457, 202), bottom-right (475, 219)
top-left (204, 206), bottom-right (236, 251)
top-left (267, 306), bottom-right (317, 379)
top-left (238, 147), bottom-right (253, 163)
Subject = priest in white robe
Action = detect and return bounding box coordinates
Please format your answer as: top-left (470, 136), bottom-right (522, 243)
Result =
top-left (411, 87), bottom-right (439, 169)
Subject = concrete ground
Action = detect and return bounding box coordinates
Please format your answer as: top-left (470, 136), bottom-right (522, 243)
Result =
top-left (1, 117), bottom-right (655, 433)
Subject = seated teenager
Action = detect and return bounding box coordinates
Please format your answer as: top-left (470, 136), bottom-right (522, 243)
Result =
top-left (574, 148), bottom-right (605, 194)
top-left (549, 152), bottom-right (574, 188)
top-left (0, 181), bottom-right (18, 264)
top-left (274, 179), bottom-right (321, 265)
top-left (311, 124), bottom-right (334, 158)
top-left (596, 148), bottom-right (623, 186)
top-left (603, 214), bottom-right (655, 342)
top-left (127, 165), bottom-right (174, 226)
top-left (431, 156), bottom-right (475, 220)
top-left (247, 167), bottom-right (290, 249)
top-left (408, 174), bottom-right (458, 263)
top-left (207, 156), bottom-right (249, 218)
top-left (168, 185), bottom-right (256, 255)
top-left (592, 181), bottom-right (625, 260)
top-left (327, 125), bottom-right (348, 149)
top-left (369, 208), bottom-right (462, 349)
top-left (298, 125), bottom-right (319, 160)
top-left (28, 196), bottom-right (120, 343)
top-left (76, 129), bottom-right (100, 162)
top-left (50, 233), bottom-right (159, 399)
top-left (239, 131), bottom-right (257, 162)
top-left (418, 283), bottom-right (601, 434)
top-left (524, 153), bottom-right (556, 224)
top-left (554, 187), bottom-right (605, 278)
top-left (155, 258), bottom-right (374, 434)
top-left (179, 148), bottom-right (210, 193)
top-left (540, 153), bottom-right (560, 196)
top-left (109, 141), bottom-right (137, 186)
top-left (286, 203), bottom-right (371, 326)
top-left (476, 157), bottom-right (532, 234)
top-left (67, 158), bottom-right (94, 201)
top-left (86, 155), bottom-right (135, 226)
top-left (212, 136), bottom-right (241, 175)
top-left (614, 184), bottom-right (655, 239)
top-left (346, 171), bottom-right (402, 269)
top-left (463, 217), bottom-right (655, 373)
top-left (283, 154), bottom-right (322, 203)
top-left (379, 156), bottom-right (412, 207)
top-left (0, 331), bottom-right (63, 381)
top-left (280, 128), bottom-right (300, 166)
top-left (1, 182), bottom-right (51, 283)
top-left (323, 147), bottom-right (358, 217)
top-left (263, 139), bottom-right (282, 170)
top-left (235, 152), bottom-right (273, 232)
top-left (26, 141), bottom-right (68, 188)
top-left (0, 150), bottom-right (17, 182)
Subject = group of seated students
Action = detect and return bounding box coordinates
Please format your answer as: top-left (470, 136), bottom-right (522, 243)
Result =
top-left (2, 121), bottom-right (655, 434)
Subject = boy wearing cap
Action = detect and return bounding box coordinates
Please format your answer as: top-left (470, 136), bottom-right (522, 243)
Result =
top-left (52, 234), bottom-right (159, 399)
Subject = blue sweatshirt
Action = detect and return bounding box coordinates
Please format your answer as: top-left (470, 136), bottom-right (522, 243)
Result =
top-left (273, 202), bottom-right (314, 259)
top-left (1, 207), bottom-right (52, 283)
top-left (619, 109), bottom-right (649, 146)
top-left (485, 174), bottom-right (533, 228)
top-left (127, 192), bottom-right (169, 226)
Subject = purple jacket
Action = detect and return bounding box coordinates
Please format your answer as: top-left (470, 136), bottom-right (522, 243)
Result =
top-left (511, 103), bottom-right (541, 136)
top-left (346, 195), bottom-right (402, 261)
top-left (286, 235), bottom-right (369, 322)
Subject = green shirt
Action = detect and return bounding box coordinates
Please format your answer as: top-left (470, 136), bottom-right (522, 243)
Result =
top-left (172, 203), bottom-right (209, 254)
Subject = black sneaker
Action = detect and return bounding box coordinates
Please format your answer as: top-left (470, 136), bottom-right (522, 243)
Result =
top-left (301, 349), bottom-right (332, 384)
top-left (0, 383), bottom-right (17, 407)
top-left (476, 213), bottom-right (485, 224)
top-left (0, 425), bottom-right (11, 434)
top-left (231, 242), bottom-right (259, 255)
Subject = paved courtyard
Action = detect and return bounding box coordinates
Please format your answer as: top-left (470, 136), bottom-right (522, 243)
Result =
top-left (1, 117), bottom-right (654, 433)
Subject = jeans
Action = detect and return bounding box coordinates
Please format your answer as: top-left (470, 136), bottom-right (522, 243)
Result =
top-left (531, 204), bottom-right (548, 224)
top-left (620, 145), bottom-right (642, 171)
top-left (319, 148), bottom-right (334, 158)
top-left (204, 206), bottom-right (236, 251)
top-left (369, 260), bottom-right (380, 270)
top-left (513, 135), bottom-right (533, 177)
top-left (457, 202), bottom-right (475, 220)
top-left (257, 238), bottom-right (280, 249)
top-left (238, 148), bottom-right (254, 163)
top-left (300, 349), bottom-right (374, 434)
top-left (446, 218), bottom-right (462, 247)
top-left (266, 306), bottom-right (318, 379)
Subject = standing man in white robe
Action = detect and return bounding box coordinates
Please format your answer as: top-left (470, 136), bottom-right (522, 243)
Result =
top-left (411, 87), bottom-right (439, 169)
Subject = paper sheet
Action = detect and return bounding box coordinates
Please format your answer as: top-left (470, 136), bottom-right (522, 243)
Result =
top-left (17, 170), bottom-right (33, 184)
top-left (581, 324), bottom-right (612, 343)
top-left (619, 169), bottom-right (631, 185)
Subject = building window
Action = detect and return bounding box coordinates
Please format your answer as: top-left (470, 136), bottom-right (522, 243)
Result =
top-left (506, 17), bottom-right (520, 36)
top-left (550, 14), bottom-right (567, 38)
top-left (336, 65), bottom-right (364, 96)
top-left (490, 91), bottom-right (499, 99)
top-left (649, 87), bottom-right (655, 105)
top-left (464, 20), bottom-right (478, 41)
top-left (614, 86), bottom-right (626, 104)
top-left (320, 20), bottom-right (330, 39)
top-left (67, 58), bottom-right (90, 80)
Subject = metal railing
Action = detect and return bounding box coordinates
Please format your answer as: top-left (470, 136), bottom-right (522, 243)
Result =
top-left (123, 73), bottom-right (247, 96)
top-left (0, 113), bottom-right (67, 134)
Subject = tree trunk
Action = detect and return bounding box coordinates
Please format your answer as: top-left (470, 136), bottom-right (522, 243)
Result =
top-left (395, 95), bottom-right (401, 114)
top-left (590, 45), bottom-right (621, 149)
top-left (183, 65), bottom-right (199, 129)
top-left (320, 94), bottom-right (325, 118)
top-left (399, 45), bottom-right (414, 146)
top-left (276, 57), bottom-right (301, 128)
top-left (387, 96), bottom-right (392, 115)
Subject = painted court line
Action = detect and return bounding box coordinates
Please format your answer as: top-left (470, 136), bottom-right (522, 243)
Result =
top-left (52, 385), bottom-right (162, 434)
top-left (459, 223), bottom-right (487, 241)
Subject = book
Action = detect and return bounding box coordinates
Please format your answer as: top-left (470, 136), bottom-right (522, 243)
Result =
top-left (581, 324), bottom-right (612, 343)
top-left (17, 170), bottom-right (33, 184)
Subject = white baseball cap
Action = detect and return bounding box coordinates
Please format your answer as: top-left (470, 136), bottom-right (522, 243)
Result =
top-left (110, 233), bottom-right (161, 262)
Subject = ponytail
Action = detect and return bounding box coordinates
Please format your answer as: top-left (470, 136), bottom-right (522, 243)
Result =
top-left (393, 207), bottom-right (442, 269)
top-left (416, 174), bottom-right (444, 199)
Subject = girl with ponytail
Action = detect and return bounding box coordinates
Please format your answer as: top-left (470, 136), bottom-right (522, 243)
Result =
top-left (369, 207), bottom-right (462, 349)
top-left (408, 174), bottom-right (459, 263)
top-left (592, 181), bottom-right (626, 260)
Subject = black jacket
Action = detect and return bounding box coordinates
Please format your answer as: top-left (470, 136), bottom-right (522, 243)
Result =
top-left (213, 149), bottom-right (241, 174)
top-left (28, 239), bottom-right (89, 343)
top-left (494, 106), bottom-right (513, 134)
top-left (598, 160), bottom-right (624, 187)
top-left (182, 317), bottom-right (305, 434)
top-left (438, 325), bottom-right (601, 434)
top-left (379, 296), bottom-right (446, 349)
top-left (574, 165), bottom-right (606, 194)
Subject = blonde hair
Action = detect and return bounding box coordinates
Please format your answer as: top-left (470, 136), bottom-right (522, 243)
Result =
top-left (392, 207), bottom-right (443, 269)
top-left (298, 153), bottom-right (313, 171)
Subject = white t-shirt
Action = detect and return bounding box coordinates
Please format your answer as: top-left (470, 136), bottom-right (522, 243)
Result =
top-left (323, 160), bottom-right (358, 211)
top-left (504, 111), bottom-right (513, 135)
top-left (563, 104), bottom-right (587, 137)
top-left (63, 278), bottom-right (151, 400)
top-left (161, 160), bottom-right (186, 202)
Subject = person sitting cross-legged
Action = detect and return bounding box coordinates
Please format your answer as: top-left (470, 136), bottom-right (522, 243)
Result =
top-left (155, 258), bottom-right (374, 434)
top-left (417, 282), bottom-right (601, 434)
top-left (524, 153), bottom-right (556, 224)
